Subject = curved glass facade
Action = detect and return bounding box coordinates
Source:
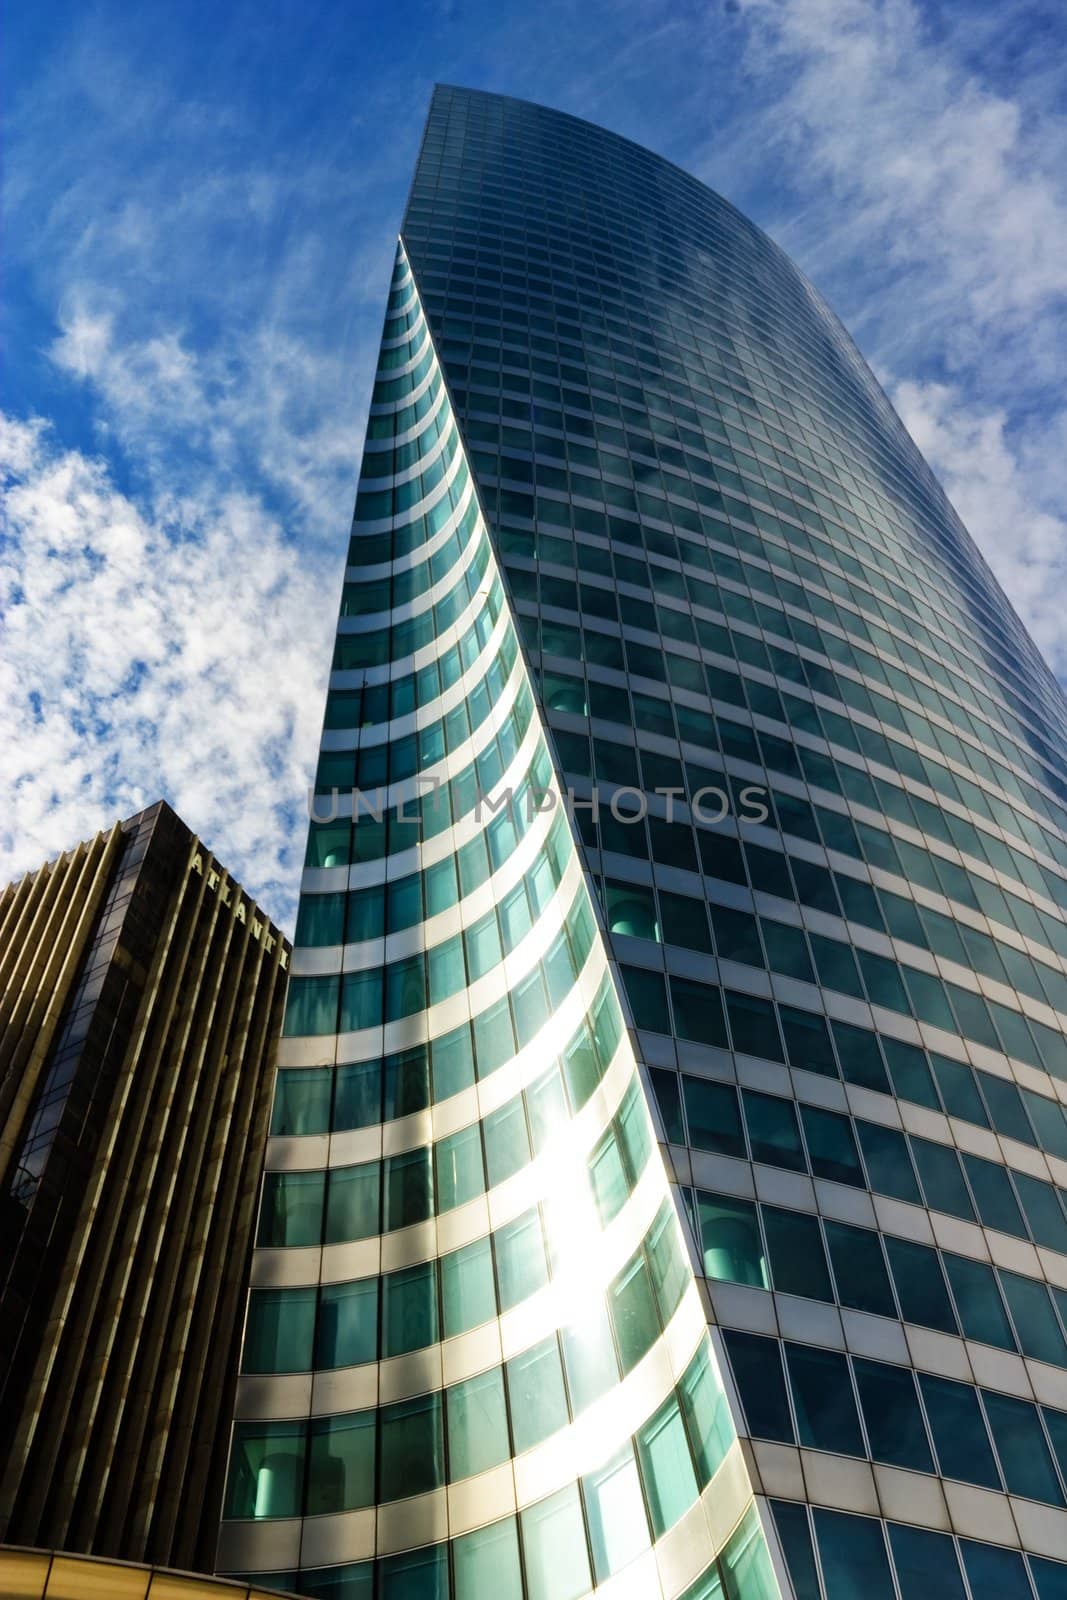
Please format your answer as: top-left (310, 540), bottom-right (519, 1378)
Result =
top-left (220, 87), bottom-right (1067, 1600)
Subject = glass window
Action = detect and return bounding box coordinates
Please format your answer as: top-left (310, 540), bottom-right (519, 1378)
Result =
top-left (609, 1250), bottom-right (661, 1373)
top-left (824, 1220), bottom-right (895, 1318)
top-left (780, 1005), bottom-right (838, 1077)
top-left (724, 1330), bottom-right (794, 1444)
top-left (325, 1162), bottom-right (379, 1244)
top-left (943, 1254), bottom-right (1014, 1350)
top-left (317, 1278), bottom-right (378, 1370)
top-left (887, 1524), bottom-right (966, 1600)
top-left (433, 1024), bottom-right (476, 1100)
top-left (636, 1394), bottom-right (699, 1536)
top-left (696, 1191), bottom-right (768, 1289)
top-left (333, 1060), bottom-right (382, 1131)
top-left (1000, 1270), bottom-right (1067, 1366)
top-left (384, 1146), bottom-right (432, 1231)
top-left (507, 1336), bottom-right (570, 1453)
top-left (742, 1090), bottom-right (806, 1171)
top-left (436, 1124), bottom-right (485, 1212)
top-left (959, 1540), bottom-right (1032, 1600)
top-left (678, 1340), bottom-right (734, 1485)
top-left (447, 1365), bottom-right (510, 1480)
top-left (382, 1261), bottom-right (437, 1356)
top-left (981, 1389), bottom-right (1064, 1505)
top-left (225, 1420), bottom-right (306, 1519)
top-left (284, 975), bottom-right (341, 1036)
top-left (963, 1153), bottom-right (1027, 1237)
top-left (590, 1127), bottom-right (630, 1223)
top-left (682, 1076), bottom-right (745, 1158)
top-left (725, 988), bottom-right (784, 1061)
top-left (441, 1236), bottom-right (496, 1337)
top-left (882, 1038), bottom-right (939, 1110)
top-left (560, 1303), bottom-right (618, 1412)
top-left (1032, 1555), bottom-right (1067, 1600)
top-left (483, 1097), bottom-right (531, 1188)
top-left (379, 1544), bottom-right (449, 1600)
top-left (720, 1504), bottom-right (780, 1600)
top-left (243, 1287), bottom-right (316, 1374)
top-left (1016, 1172), bottom-right (1067, 1253)
top-left (495, 1209), bottom-right (549, 1310)
top-left (911, 1136), bottom-right (975, 1220)
top-left (271, 1068), bottom-right (332, 1136)
top-left (672, 974), bottom-right (730, 1047)
top-left (526, 1065), bottom-right (569, 1153)
top-left (854, 1357), bottom-right (933, 1472)
top-left (763, 1207), bottom-right (833, 1302)
top-left (622, 964), bottom-right (670, 1032)
top-left (885, 1236), bottom-right (958, 1334)
top-left (339, 969), bottom-right (382, 1033)
top-left (583, 1443), bottom-right (651, 1581)
top-left (856, 1120), bottom-right (922, 1204)
top-left (785, 1342), bottom-right (865, 1456)
top-left (258, 1170), bottom-right (325, 1248)
top-left (453, 1518), bottom-right (522, 1600)
top-left (770, 1501), bottom-right (820, 1600)
top-left (521, 1484), bottom-right (592, 1600)
top-left (379, 1391), bottom-right (444, 1501)
top-left (307, 1411), bottom-right (376, 1515)
top-left (832, 1020), bottom-right (890, 1094)
top-left (800, 1104), bottom-right (863, 1187)
top-left (813, 1509), bottom-right (895, 1600)
top-left (919, 1373), bottom-right (1000, 1489)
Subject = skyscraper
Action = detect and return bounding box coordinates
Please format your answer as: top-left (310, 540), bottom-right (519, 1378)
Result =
top-left (219, 87), bottom-right (1067, 1600)
top-left (0, 800), bottom-right (290, 1575)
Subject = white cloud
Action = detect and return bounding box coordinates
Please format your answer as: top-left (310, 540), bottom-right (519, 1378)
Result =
top-left (0, 412), bottom-right (333, 928)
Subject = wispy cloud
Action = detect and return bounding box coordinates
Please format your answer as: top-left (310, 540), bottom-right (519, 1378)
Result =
top-left (0, 412), bottom-right (329, 925)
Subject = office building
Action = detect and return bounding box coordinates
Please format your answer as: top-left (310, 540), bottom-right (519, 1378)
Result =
top-left (219, 87), bottom-right (1067, 1600)
top-left (0, 800), bottom-right (290, 1575)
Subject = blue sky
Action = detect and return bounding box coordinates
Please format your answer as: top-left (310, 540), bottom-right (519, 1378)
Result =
top-left (4, 0), bottom-right (1066, 929)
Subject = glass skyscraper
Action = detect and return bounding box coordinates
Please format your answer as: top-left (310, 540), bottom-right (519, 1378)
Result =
top-left (218, 87), bottom-right (1067, 1600)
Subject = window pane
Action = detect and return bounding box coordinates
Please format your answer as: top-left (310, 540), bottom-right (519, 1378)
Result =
top-left (720, 1504), bottom-right (779, 1600)
top-left (521, 1484), bottom-right (592, 1600)
top-left (1000, 1270), bottom-right (1067, 1366)
top-left (379, 1544), bottom-right (449, 1600)
top-left (724, 1330), bottom-right (794, 1444)
top-left (507, 1336), bottom-right (569, 1453)
top-left (824, 1221), bottom-right (895, 1318)
top-left (800, 1105), bottom-right (863, 1187)
top-left (959, 1540), bottom-right (1031, 1600)
top-left (307, 1411), bottom-right (375, 1515)
top-left (334, 1060), bottom-right (382, 1131)
top-left (271, 1068), bottom-right (332, 1136)
top-left (609, 1250), bottom-right (661, 1373)
top-left (911, 1137), bottom-right (975, 1221)
top-left (225, 1420), bottom-right (306, 1519)
top-left (887, 1524), bottom-right (966, 1600)
top-left (495, 1210), bottom-right (549, 1310)
top-left (696, 1191), bottom-right (768, 1289)
top-left (963, 1154), bottom-right (1027, 1237)
top-left (560, 1303), bottom-right (619, 1412)
top-left (678, 1340), bottom-right (734, 1484)
top-left (813, 1509), bottom-right (895, 1600)
top-left (448, 1365), bottom-right (510, 1479)
top-left (856, 1120), bottom-right (922, 1203)
top-left (764, 1207), bottom-right (832, 1301)
top-left (441, 1236), bottom-right (496, 1337)
top-left (943, 1254), bottom-right (1015, 1350)
top-left (682, 1077), bottom-right (745, 1158)
top-left (379, 1391), bottom-right (444, 1500)
top-left (784, 1343), bottom-right (864, 1456)
top-left (742, 1090), bottom-right (806, 1171)
top-left (382, 1261), bottom-right (437, 1356)
top-left (583, 1443), bottom-right (651, 1581)
top-left (453, 1518), bottom-right (522, 1600)
top-left (982, 1389), bottom-right (1064, 1505)
top-left (383, 1146), bottom-right (432, 1230)
top-left (636, 1394), bottom-right (699, 1536)
top-left (258, 1170), bottom-right (325, 1248)
top-left (243, 1287), bottom-right (316, 1374)
top-left (770, 1501), bottom-right (821, 1600)
top-left (919, 1374), bottom-right (1000, 1489)
top-left (436, 1123), bottom-right (485, 1212)
top-left (885, 1237), bottom-right (958, 1334)
top-left (325, 1163), bottom-right (379, 1243)
top-left (317, 1278), bottom-right (378, 1369)
top-left (854, 1358), bottom-right (933, 1472)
